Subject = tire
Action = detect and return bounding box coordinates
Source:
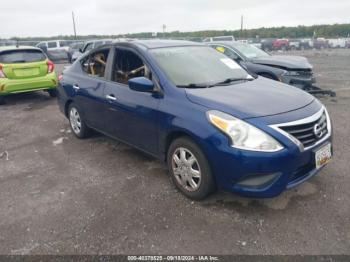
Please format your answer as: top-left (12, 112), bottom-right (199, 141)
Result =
top-left (0, 96), bottom-right (5, 105)
top-left (68, 103), bottom-right (91, 139)
top-left (167, 137), bottom-right (216, 200)
top-left (48, 89), bottom-right (58, 98)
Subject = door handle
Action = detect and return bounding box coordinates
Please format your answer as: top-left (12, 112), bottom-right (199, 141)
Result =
top-left (106, 94), bottom-right (117, 101)
top-left (72, 84), bottom-right (80, 90)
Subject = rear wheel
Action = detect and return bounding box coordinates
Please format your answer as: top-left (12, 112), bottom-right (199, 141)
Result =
top-left (68, 103), bottom-right (91, 139)
top-left (48, 89), bottom-right (58, 98)
top-left (167, 137), bottom-right (216, 200)
top-left (0, 96), bottom-right (5, 105)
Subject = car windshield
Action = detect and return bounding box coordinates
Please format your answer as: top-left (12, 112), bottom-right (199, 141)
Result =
top-left (0, 49), bottom-right (46, 63)
top-left (150, 46), bottom-right (250, 87)
top-left (232, 42), bottom-right (269, 59)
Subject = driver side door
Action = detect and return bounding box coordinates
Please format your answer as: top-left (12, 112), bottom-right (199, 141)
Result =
top-left (102, 47), bottom-right (161, 155)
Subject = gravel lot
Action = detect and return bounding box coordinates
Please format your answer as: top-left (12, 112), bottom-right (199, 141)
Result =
top-left (0, 49), bottom-right (349, 255)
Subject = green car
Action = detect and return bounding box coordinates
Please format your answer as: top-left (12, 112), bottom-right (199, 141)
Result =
top-left (0, 46), bottom-right (58, 104)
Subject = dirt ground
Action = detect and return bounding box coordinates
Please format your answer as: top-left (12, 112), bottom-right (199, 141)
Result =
top-left (0, 49), bottom-right (349, 255)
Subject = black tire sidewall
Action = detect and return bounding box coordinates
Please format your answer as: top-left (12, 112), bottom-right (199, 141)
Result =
top-left (0, 96), bottom-right (5, 105)
top-left (167, 137), bottom-right (215, 200)
top-left (48, 89), bottom-right (58, 97)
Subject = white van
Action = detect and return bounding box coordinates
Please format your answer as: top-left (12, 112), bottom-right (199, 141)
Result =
top-left (36, 40), bottom-right (69, 61)
top-left (203, 36), bottom-right (235, 42)
top-left (36, 40), bottom-right (69, 52)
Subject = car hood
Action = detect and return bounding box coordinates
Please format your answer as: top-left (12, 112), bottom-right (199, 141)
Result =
top-left (185, 77), bottom-right (315, 119)
top-left (251, 55), bottom-right (312, 69)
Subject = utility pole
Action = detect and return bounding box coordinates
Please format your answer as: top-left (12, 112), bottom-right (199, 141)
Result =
top-left (162, 24), bottom-right (166, 38)
top-left (72, 11), bottom-right (77, 40)
top-left (240, 15), bottom-right (244, 39)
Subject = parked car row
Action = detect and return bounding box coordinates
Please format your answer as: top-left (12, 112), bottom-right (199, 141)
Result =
top-left (200, 36), bottom-right (350, 51)
top-left (260, 37), bottom-right (350, 51)
top-left (34, 39), bottom-right (126, 63)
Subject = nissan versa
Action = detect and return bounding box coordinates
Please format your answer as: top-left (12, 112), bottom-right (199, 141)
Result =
top-left (0, 46), bottom-right (58, 104)
top-left (57, 40), bottom-right (332, 200)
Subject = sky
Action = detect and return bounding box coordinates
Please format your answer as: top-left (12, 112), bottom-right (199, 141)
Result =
top-left (1, 0), bottom-right (350, 38)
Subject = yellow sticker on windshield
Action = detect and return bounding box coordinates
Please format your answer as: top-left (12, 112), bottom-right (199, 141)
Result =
top-left (216, 46), bottom-right (226, 53)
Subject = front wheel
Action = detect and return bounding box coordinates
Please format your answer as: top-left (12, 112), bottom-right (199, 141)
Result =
top-left (167, 137), bottom-right (216, 200)
top-left (68, 103), bottom-right (91, 139)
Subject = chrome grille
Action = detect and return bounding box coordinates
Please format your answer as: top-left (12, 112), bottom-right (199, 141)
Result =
top-left (279, 111), bottom-right (328, 148)
top-left (297, 70), bottom-right (313, 77)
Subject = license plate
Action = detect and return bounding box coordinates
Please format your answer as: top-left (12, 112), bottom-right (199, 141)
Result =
top-left (14, 68), bottom-right (39, 77)
top-left (315, 143), bottom-right (332, 169)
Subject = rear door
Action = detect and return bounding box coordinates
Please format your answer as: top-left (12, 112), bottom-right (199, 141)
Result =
top-left (0, 49), bottom-right (48, 83)
top-left (70, 47), bottom-right (111, 130)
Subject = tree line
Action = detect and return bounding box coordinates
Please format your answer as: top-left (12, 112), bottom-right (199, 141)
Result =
top-left (4, 23), bottom-right (350, 41)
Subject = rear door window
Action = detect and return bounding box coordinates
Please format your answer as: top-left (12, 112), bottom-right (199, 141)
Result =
top-left (47, 42), bottom-right (58, 48)
top-left (94, 41), bottom-right (103, 48)
top-left (37, 43), bottom-right (47, 49)
top-left (0, 50), bottom-right (46, 63)
top-left (81, 48), bottom-right (110, 78)
top-left (59, 41), bottom-right (68, 47)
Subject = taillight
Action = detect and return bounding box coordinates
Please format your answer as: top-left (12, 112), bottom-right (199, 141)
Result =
top-left (47, 60), bottom-right (55, 73)
top-left (0, 64), bottom-right (6, 78)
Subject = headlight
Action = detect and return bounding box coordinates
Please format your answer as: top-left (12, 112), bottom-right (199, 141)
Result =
top-left (207, 110), bottom-right (283, 152)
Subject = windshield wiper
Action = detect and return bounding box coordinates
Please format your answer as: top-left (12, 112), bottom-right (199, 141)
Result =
top-left (212, 77), bottom-right (254, 86)
top-left (177, 77), bottom-right (254, 89)
top-left (177, 83), bottom-right (210, 89)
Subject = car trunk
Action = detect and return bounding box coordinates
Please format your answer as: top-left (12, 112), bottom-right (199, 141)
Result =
top-left (2, 62), bottom-right (49, 79)
top-left (0, 49), bottom-right (48, 79)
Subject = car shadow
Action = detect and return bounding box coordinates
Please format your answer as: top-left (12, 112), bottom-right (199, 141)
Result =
top-left (2, 91), bottom-right (55, 109)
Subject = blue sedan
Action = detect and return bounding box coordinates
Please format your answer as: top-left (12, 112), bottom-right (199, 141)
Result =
top-left (57, 40), bottom-right (332, 200)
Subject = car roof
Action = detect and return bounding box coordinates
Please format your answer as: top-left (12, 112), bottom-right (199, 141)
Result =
top-left (86, 39), bottom-right (113, 43)
top-left (206, 41), bottom-right (245, 47)
top-left (86, 40), bottom-right (205, 54)
top-left (135, 39), bottom-right (203, 49)
top-left (0, 45), bottom-right (43, 52)
top-left (107, 39), bottom-right (203, 49)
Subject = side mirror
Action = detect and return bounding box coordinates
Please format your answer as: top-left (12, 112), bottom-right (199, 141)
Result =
top-left (128, 77), bottom-right (154, 92)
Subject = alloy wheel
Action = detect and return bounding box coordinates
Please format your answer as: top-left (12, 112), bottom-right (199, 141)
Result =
top-left (69, 107), bottom-right (82, 135)
top-left (172, 147), bottom-right (201, 192)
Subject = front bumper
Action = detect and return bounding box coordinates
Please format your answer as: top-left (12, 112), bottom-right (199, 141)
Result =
top-left (202, 105), bottom-right (332, 198)
top-left (0, 73), bottom-right (57, 96)
top-left (280, 74), bottom-right (316, 89)
top-left (205, 135), bottom-right (332, 198)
